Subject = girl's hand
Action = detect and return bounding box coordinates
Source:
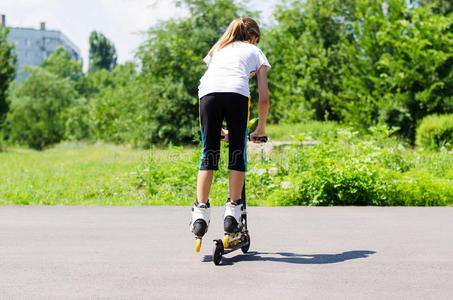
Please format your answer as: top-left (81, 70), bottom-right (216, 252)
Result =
top-left (249, 130), bottom-right (267, 143)
top-left (221, 128), bottom-right (229, 142)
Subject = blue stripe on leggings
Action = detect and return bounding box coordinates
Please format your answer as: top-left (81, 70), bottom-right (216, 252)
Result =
top-left (199, 126), bottom-right (205, 170)
top-left (243, 128), bottom-right (248, 172)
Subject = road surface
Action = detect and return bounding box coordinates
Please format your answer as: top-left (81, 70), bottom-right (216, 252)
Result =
top-left (0, 206), bottom-right (452, 299)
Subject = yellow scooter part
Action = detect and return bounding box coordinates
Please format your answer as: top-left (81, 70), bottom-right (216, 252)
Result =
top-left (223, 235), bottom-right (230, 248)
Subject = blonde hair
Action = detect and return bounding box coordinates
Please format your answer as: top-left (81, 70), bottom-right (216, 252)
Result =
top-left (208, 17), bottom-right (261, 56)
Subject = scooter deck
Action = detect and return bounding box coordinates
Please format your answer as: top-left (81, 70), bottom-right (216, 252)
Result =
top-left (215, 237), bottom-right (249, 255)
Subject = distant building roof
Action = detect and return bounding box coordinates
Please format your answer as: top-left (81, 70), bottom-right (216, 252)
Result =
top-left (9, 26), bottom-right (81, 55)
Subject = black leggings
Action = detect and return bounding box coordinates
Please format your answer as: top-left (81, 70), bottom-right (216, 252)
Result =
top-left (199, 92), bottom-right (250, 172)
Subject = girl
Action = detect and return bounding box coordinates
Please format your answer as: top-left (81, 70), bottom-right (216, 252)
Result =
top-left (190, 17), bottom-right (270, 241)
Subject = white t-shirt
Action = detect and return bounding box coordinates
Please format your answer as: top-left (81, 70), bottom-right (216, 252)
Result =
top-left (198, 41), bottom-right (271, 98)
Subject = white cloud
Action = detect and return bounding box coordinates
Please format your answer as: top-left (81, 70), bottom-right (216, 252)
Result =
top-left (98, 0), bottom-right (187, 64)
top-left (0, 0), bottom-right (59, 9)
top-left (0, 0), bottom-right (61, 28)
top-left (100, 0), bottom-right (187, 32)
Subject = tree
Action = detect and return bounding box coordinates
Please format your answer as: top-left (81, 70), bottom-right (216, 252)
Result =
top-left (41, 46), bottom-right (91, 98)
top-left (88, 31), bottom-right (118, 73)
top-left (6, 67), bottom-right (77, 149)
top-left (262, 0), bottom-right (355, 123)
top-left (0, 25), bottom-right (16, 125)
top-left (340, 0), bottom-right (453, 141)
top-left (42, 46), bottom-right (82, 82)
top-left (85, 62), bottom-right (141, 144)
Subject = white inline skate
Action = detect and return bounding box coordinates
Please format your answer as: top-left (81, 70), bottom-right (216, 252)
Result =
top-left (190, 200), bottom-right (210, 252)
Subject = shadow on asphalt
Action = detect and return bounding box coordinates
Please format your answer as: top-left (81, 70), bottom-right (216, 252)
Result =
top-left (203, 250), bottom-right (376, 266)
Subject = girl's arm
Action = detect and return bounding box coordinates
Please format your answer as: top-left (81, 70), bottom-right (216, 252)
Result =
top-left (250, 65), bottom-right (269, 143)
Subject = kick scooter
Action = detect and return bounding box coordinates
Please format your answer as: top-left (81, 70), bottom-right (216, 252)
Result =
top-left (212, 135), bottom-right (268, 265)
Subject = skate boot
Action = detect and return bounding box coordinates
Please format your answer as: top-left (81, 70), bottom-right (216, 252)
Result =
top-left (223, 198), bottom-right (244, 233)
top-left (222, 198), bottom-right (245, 248)
top-left (189, 200), bottom-right (210, 252)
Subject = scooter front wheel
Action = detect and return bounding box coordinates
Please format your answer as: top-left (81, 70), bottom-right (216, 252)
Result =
top-left (241, 234), bottom-right (250, 254)
top-left (213, 240), bottom-right (223, 265)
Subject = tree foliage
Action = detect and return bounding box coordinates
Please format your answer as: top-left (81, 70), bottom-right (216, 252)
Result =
top-left (418, 0), bottom-right (453, 15)
top-left (88, 31), bottom-right (118, 73)
top-left (340, 0), bottom-right (453, 140)
top-left (41, 46), bottom-right (92, 98)
top-left (86, 63), bottom-right (143, 144)
top-left (263, 0), bottom-right (453, 141)
top-left (6, 67), bottom-right (77, 149)
top-left (42, 46), bottom-right (82, 81)
top-left (3, 0), bottom-right (453, 148)
top-left (261, 0), bottom-right (352, 122)
top-left (0, 26), bottom-right (16, 125)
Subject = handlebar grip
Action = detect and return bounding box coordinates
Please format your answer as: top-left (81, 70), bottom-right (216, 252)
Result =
top-left (248, 135), bottom-right (268, 143)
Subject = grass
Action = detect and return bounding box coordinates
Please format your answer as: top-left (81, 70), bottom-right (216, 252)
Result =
top-left (265, 121), bottom-right (340, 141)
top-left (0, 140), bottom-right (272, 206)
top-left (0, 142), bottom-right (149, 205)
top-left (1, 123), bottom-right (452, 206)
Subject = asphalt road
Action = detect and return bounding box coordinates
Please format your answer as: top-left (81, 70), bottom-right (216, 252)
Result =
top-left (0, 206), bottom-right (452, 299)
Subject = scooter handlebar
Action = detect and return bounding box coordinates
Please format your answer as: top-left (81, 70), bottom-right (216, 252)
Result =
top-left (248, 135), bottom-right (268, 143)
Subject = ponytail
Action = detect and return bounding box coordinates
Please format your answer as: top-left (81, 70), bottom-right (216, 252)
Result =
top-left (208, 18), bottom-right (260, 56)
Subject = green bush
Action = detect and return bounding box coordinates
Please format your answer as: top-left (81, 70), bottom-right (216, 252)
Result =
top-left (135, 125), bottom-right (453, 206)
top-left (390, 170), bottom-right (453, 206)
top-left (0, 130), bottom-right (6, 152)
top-left (6, 67), bottom-right (78, 149)
top-left (263, 129), bottom-right (397, 206)
top-left (64, 97), bottom-right (92, 141)
top-left (416, 114), bottom-right (453, 150)
top-left (266, 127), bottom-right (453, 206)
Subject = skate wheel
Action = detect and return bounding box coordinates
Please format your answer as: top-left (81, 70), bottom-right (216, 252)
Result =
top-left (223, 234), bottom-right (230, 248)
top-left (195, 238), bottom-right (202, 252)
top-left (213, 243), bottom-right (223, 265)
top-left (241, 235), bottom-right (250, 254)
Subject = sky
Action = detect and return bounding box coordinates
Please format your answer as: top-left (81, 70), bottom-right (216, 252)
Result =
top-left (0, 0), bottom-right (278, 71)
